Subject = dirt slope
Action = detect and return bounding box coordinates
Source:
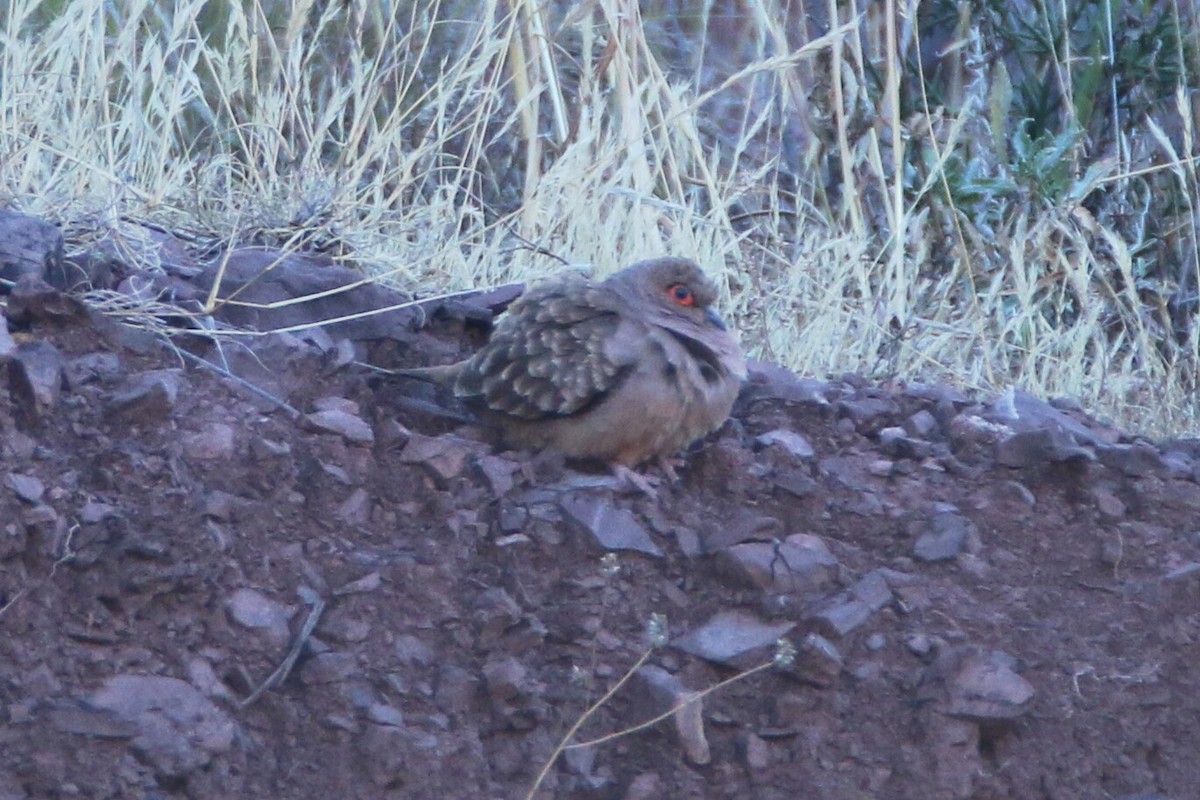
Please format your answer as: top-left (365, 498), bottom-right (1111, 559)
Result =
top-left (1, 256), bottom-right (1198, 800)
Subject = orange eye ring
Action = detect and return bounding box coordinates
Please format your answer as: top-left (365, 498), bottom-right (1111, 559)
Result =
top-left (668, 283), bottom-right (695, 307)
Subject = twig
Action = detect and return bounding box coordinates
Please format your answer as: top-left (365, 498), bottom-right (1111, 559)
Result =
top-left (240, 589), bottom-right (325, 708)
top-left (175, 348), bottom-right (301, 419)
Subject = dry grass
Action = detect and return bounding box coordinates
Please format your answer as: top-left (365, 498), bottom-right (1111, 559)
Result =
top-left (2, 0), bottom-right (1199, 434)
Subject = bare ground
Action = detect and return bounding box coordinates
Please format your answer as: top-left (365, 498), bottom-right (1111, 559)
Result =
top-left (1, 254), bottom-right (1198, 800)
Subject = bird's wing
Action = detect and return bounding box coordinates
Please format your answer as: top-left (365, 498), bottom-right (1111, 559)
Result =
top-left (452, 278), bottom-right (637, 420)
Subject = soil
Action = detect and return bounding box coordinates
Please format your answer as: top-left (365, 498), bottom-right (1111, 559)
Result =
top-left (1, 267), bottom-right (1198, 800)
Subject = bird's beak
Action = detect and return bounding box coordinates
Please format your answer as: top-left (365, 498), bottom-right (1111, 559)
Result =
top-left (705, 307), bottom-right (728, 331)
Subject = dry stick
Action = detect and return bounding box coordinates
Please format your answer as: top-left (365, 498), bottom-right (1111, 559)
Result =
top-left (564, 659), bottom-right (773, 751)
top-left (523, 648), bottom-right (653, 800)
top-left (240, 591), bottom-right (325, 708)
top-left (174, 348), bottom-right (301, 420)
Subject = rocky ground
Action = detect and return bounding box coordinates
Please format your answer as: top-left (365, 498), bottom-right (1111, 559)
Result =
top-left (1, 211), bottom-right (1198, 799)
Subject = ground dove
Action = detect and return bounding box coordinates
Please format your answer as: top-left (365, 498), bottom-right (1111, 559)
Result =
top-left (399, 257), bottom-right (747, 469)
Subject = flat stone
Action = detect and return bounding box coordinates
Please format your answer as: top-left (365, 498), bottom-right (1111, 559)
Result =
top-left (560, 494), bottom-right (663, 557)
top-left (481, 656), bottom-right (529, 701)
top-left (916, 647), bottom-right (1035, 721)
top-left (46, 702), bottom-right (137, 739)
top-left (300, 652), bottom-right (360, 685)
top-left (6, 276), bottom-right (89, 326)
top-left (905, 409), bottom-right (939, 438)
top-left (305, 409), bottom-right (374, 445)
top-left (673, 610), bottom-right (795, 667)
top-left (225, 587), bottom-right (295, 646)
top-left (105, 370), bottom-right (184, 423)
top-left (838, 395), bottom-right (900, 430)
top-left (8, 340), bottom-right (63, 418)
top-left (88, 674), bottom-right (236, 778)
top-left (995, 428), bottom-right (1094, 468)
top-left (4, 472), bottom-right (45, 504)
top-left (0, 211), bottom-right (64, 284)
top-left (791, 633), bottom-right (843, 687)
top-left (398, 432), bottom-right (480, 481)
top-left (63, 352), bottom-right (122, 389)
top-left (1096, 443), bottom-right (1167, 477)
top-left (809, 569), bottom-right (894, 637)
top-left (366, 703), bottom-right (405, 727)
top-left (183, 422), bottom-right (236, 460)
top-left (743, 361), bottom-right (833, 406)
top-left (0, 310), bottom-right (15, 360)
top-left (635, 665), bottom-right (710, 765)
top-left (755, 429), bottom-right (815, 459)
top-left (474, 454), bottom-right (521, 496)
top-left (714, 539), bottom-right (837, 594)
top-left (914, 511), bottom-right (977, 562)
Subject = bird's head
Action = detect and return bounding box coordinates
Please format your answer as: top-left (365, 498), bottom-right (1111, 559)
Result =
top-left (606, 257), bottom-right (730, 333)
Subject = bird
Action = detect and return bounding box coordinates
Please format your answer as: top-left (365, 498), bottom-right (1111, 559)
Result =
top-left (396, 257), bottom-right (747, 475)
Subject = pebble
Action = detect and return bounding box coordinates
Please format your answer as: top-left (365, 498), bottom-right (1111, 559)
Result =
top-left (87, 674), bottom-right (235, 778)
top-left (559, 493), bottom-right (663, 557)
top-left (673, 610), bottom-right (795, 667)
top-left (305, 409), bottom-right (374, 445)
top-left (9, 340), bottom-right (63, 418)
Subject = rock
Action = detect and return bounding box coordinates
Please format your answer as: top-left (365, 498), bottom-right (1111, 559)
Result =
top-left (1096, 443), bottom-right (1167, 477)
top-left (305, 409), bottom-right (374, 445)
top-left (62, 352), bottom-right (122, 389)
top-left (560, 494), bottom-right (663, 557)
top-left (105, 370), bottom-right (184, 423)
top-left (755, 429), bottom-right (815, 459)
top-left (4, 472), bottom-right (45, 504)
top-left (300, 652), bottom-right (359, 685)
top-left (838, 395), bottom-right (900, 431)
top-left (809, 569), bottom-right (894, 637)
top-left (743, 360), bottom-right (833, 406)
top-left (87, 674), bottom-right (236, 778)
top-left (334, 571), bottom-right (382, 596)
top-left (904, 409), bottom-right (939, 438)
top-left (0, 213), bottom-right (64, 285)
top-left (336, 487), bottom-right (371, 524)
top-left (46, 701), bottom-right (138, 739)
top-left (195, 247), bottom-right (423, 341)
top-left (474, 454), bottom-right (521, 496)
top-left (995, 428), bottom-right (1094, 468)
top-left (317, 609), bottom-right (372, 644)
top-left (8, 340), bottom-right (63, 420)
top-left (183, 422), bottom-right (236, 460)
top-left (713, 537), bottom-right (838, 594)
top-left (481, 656), bottom-right (528, 702)
top-left (790, 633), bottom-right (843, 687)
top-left (225, 588), bottom-right (295, 647)
top-left (878, 427), bottom-right (933, 460)
top-left (635, 665), bottom-right (710, 765)
top-left (623, 772), bottom-right (662, 800)
top-left (0, 310), bottom-right (14, 360)
top-left (186, 657), bottom-right (233, 701)
top-left (916, 647), bottom-right (1035, 721)
top-left (313, 396), bottom-right (360, 414)
top-left (989, 387), bottom-right (1114, 445)
top-left (393, 634), bottom-right (437, 667)
top-left (1093, 488), bottom-right (1127, 519)
top-left (398, 432), bottom-right (479, 481)
top-left (366, 703), bottom-right (405, 727)
top-left (913, 511), bottom-right (978, 562)
top-left (673, 610), bottom-right (794, 667)
top-left (6, 276), bottom-right (89, 326)
top-left (472, 587), bottom-right (523, 648)
top-left (742, 731), bottom-right (770, 769)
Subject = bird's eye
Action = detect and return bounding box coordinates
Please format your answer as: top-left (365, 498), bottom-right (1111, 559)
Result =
top-left (668, 283), bottom-right (695, 307)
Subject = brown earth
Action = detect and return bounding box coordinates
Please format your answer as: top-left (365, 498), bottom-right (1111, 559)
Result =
top-left (1, 233), bottom-right (1198, 800)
